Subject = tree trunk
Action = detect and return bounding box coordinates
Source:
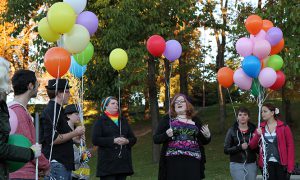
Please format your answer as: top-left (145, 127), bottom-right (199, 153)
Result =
top-left (148, 56), bottom-right (160, 163)
top-left (164, 59), bottom-right (170, 113)
top-left (215, 0), bottom-right (228, 133)
top-left (143, 88), bottom-right (150, 121)
top-left (281, 85), bottom-right (292, 125)
top-left (218, 84), bottom-right (226, 133)
top-left (121, 87), bottom-right (130, 122)
top-left (179, 57), bottom-right (188, 96)
top-left (202, 79), bottom-right (205, 108)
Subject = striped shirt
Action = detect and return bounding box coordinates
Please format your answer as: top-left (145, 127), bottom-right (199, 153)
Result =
top-left (264, 128), bottom-right (278, 162)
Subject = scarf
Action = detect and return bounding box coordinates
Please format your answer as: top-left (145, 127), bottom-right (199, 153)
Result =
top-left (105, 111), bottom-right (119, 126)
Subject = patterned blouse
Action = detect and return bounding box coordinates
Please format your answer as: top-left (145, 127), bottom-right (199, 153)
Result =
top-left (165, 119), bottom-right (201, 160)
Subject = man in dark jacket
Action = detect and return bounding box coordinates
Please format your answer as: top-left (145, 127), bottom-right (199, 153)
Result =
top-left (40, 79), bottom-right (85, 180)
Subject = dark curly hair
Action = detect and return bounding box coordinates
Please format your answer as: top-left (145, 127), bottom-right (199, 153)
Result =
top-left (12, 70), bottom-right (37, 95)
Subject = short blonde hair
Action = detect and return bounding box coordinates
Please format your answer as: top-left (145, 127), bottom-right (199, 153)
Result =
top-left (0, 57), bottom-right (10, 92)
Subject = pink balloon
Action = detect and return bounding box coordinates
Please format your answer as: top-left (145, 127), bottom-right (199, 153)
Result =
top-left (250, 30), bottom-right (266, 41)
top-left (253, 39), bottom-right (271, 59)
top-left (8, 108), bottom-right (18, 134)
top-left (233, 68), bottom-right (253, 90)
top-left (235, 37), bottom-right (253, 57)
top-left (258, 67), bottom-right (277, 88)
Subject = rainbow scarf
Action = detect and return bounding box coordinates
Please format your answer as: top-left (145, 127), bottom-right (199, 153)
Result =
top-left (105, 111), bottom-right (119, 126)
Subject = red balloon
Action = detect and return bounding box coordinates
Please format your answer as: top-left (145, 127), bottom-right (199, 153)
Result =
top-left (146, 35), bottom-right (166, 57)
top-left (269, 71), bottom-right (285, 90)
top-left (44, 47), bottom-right (71, 78)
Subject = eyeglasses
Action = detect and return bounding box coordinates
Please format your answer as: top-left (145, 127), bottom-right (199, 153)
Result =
top-left (174, 100), bottom-right (186, 104)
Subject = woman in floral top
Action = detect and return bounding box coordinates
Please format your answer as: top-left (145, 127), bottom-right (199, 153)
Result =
top-left (153, 93), bottom-right (211, 180)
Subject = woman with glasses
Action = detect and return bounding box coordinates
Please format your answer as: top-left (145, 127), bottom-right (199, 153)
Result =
top-left (153, 93), bottom-right (211, 180)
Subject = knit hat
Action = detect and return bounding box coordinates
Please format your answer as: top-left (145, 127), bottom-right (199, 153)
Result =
top-left (101, 96), bottom-right (113, 112)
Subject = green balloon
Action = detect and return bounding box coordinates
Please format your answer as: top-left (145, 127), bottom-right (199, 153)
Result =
top-left (7, 134), bottom-right (32, 172)
top-left (251, 79), bottom-right (261, 97)
top-left (74, 42), bottom-right (94, 66)
top-left (267, 55), bottom-right (283, 71)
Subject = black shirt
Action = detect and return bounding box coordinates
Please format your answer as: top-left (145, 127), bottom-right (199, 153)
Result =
top-left (40, 100), bottom-right (74, 170)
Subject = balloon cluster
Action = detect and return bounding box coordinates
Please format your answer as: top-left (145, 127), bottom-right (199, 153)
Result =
top-left (217, 15), bottom-right (285, 96)
top-left (146, 35), bottom-right (182, 61)
top-left (38, 0), bottom-right (98, 78)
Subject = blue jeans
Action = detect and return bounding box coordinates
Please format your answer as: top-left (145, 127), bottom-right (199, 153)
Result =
top-left (44, 162), bottom-right (72, 180)
top-left (230, 162), bottom-right (257, 180)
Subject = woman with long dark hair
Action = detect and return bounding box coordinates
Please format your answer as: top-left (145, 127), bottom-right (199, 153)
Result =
top-left (249, 103), bottom-right (295, 180)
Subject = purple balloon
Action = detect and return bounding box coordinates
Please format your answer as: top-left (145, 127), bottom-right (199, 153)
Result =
top-left (163, 40), bottom-right (182, 62)
top-left (236, 37), bottom-right (253, 57)
top-left (253, 39), bottom-right (271, 59)
top-left (233, 68), bottom-right (253, 90)
top-left (258, 67), bottom-right (277, 88)
top-left (265, 27), bottom-right (283, 46)
top-left (76, 11), bottom-right (99, 36)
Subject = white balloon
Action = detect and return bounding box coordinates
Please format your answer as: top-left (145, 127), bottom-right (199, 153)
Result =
top-left (63, 0), bottom-right (87, 14)
top-left (63, 24), bottom-right (90, 54)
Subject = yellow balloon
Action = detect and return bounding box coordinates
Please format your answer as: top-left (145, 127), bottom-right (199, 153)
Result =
top-left (109, 48), bottom-right (128, 70)
top-left (38, 17), bottom-right (60, 42)
top-left (47, 2), bottom-right (76, 33)
top-left (63, 24), bottom-right (90, 54)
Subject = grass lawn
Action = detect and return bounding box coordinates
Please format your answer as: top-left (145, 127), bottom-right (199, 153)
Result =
top-left (85, 102), bottom-right (300, 180)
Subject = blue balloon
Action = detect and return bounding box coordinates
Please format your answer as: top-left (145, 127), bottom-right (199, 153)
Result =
top-left (242, 55), bottom-right (261, 78)
top-left (69, 56), bottom-right (87, 78)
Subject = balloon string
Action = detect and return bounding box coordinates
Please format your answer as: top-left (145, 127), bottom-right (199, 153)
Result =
top-left (49, 69), bottom-right (59, 162)
top-left (164, 59), bottom-right (172, 128)
top-left (226, 88), bottom-right (237, 119)
top-left (118, 72), bottom-right (123, 158)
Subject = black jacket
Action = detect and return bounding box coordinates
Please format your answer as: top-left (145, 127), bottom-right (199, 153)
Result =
top-left (153, 115), bottom-right (211, 180)
top-left (224, 121), bottom-right (257, 163)
top-left (0, 100), bottom-right (33, 179)
top-left (40, 100), bottom-right (74, 170)
top-left (92, 114), bottom-right (137, 177)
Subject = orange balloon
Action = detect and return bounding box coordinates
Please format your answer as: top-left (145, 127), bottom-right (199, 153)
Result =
top-left (217, 67), bottom-right (234, 88)
top-left (270, 39), bottom-right (284, 55)
top-left (245, 15), bottom-right (263, 35)
top-left (262, 20), bottom-right (274, 32)
top-left (44, 47), bottom-right (71, 78)
top-left (261, 56), bottom-right (269, 69)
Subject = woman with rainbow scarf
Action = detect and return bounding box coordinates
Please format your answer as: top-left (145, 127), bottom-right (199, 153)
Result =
top-left (92, 96), bottom-right (137, 180)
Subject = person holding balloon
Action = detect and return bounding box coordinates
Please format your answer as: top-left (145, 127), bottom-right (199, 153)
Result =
top-left (224, 107), bottom-right (258, 180)
top-left (8, 70), bottom-right (50, 179)
top-left (0, 57), bottom-right (42, 180)
top-left (92, 96), bottom-right (137, 180)
top-left (40, 79), bottom-right (86, 180)
top-left (249, 103), bottom-right (295, 180)
top-left (153, 93), bottom-right (211, 180)
top-left (64, 104), bottom-right (90, 180)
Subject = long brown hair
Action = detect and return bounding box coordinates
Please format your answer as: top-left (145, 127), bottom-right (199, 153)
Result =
top-left (169, 93), bottom-right (195, 119)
